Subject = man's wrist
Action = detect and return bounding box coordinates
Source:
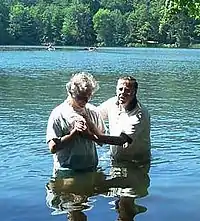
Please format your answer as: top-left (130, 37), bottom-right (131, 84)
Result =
top-left (120, 132), bottom-right (132, 144)
top-left (52, 137), bottom-right (62, 146)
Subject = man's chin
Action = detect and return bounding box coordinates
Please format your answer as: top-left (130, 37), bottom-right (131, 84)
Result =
top-left (118, 99), bottom-right (126, 104)
top-left (78, 103), bottom-right (86, 108)
top-left (118, 99), bottom-right (130, 107)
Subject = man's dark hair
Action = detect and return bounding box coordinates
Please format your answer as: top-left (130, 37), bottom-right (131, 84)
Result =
top-left (118, 76), bottom-right (138, 91)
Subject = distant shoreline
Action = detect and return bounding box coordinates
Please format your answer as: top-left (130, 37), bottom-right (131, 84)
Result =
top-left (0, 45), bottom-right (89, 51)
top-left (0, 44), bottom-right (200, 51)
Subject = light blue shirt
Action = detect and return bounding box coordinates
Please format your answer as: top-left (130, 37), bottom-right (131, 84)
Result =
top-left (46, 100), bottom-right (105, 173)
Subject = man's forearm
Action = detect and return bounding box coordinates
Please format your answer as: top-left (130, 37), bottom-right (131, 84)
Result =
top-left (85, 133), bottom-right (132, 146)
top-left (48, 129), bottom-right (77, 154)
top-left (97, 134), bottom-right (126, 145)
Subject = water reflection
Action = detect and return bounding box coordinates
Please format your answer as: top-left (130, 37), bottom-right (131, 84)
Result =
top-left (105, 161), bottom-right (150, 221)
top-left (46, 161), bottom-right (150, 221)
top-left (46, 169), bottom-right (107, 219)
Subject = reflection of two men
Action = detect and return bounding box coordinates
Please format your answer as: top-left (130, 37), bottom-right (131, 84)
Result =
top-left (46, 160), bottom-right (150, 221)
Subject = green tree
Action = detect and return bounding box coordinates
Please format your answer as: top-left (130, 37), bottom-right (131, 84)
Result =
top-left (126, 4), bottom-right (153, 45)
top-left (111, 9), bottom-right (127, 46)
top-left (0, 0), bottom-right (199, 47)
top-left (93, 8), bottom-right (116, 46)
top-left (41, 4), bottom-right (64, 44)
top-left (61, 4), bottom-right (95, 46)
top-left (73, 0), bottom-right (101, 14)
top-left (0, 1), bottom-right (10, 44)
top-left (163, 0), bottom-right (200, 19)
top-left (194, 23), bottom-right (200, 39)
top-left (100, 0), bottom-right (133, 14)
top-left (160, 0), bottom-right (196, 47)
top-left (160, 11), bottom-right (194, 47)
top-left (31, 3), bottom-right (64, 44)
top-left (29, 1), bottom-right (46, 44)
top-left (8, 2), bottom-right (39, 44)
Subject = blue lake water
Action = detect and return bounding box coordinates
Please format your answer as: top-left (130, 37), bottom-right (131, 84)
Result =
top-left (0, 47), bottom-right (200, 221)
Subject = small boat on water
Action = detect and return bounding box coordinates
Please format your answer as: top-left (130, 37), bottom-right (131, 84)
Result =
top-left (47, 45), bottom-right (55, 51)
top-left (84, 47), bottom-right (97, 51)
top-left (88, 47), bottom-right (97, 51)
top-left (46, 43), bottom-right (55, 51)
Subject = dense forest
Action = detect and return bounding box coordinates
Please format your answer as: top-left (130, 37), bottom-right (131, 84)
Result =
top-left (0, 0), bottom-right (200, 47)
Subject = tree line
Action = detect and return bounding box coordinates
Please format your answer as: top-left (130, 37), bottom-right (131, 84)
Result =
top-left (0, 0), bottom-right (200, 47)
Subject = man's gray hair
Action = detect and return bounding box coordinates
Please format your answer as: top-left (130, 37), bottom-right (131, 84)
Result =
top-left (66, 72), bottom-right (99, 96)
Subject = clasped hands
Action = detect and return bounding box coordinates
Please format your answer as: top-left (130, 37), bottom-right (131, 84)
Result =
top-left (72, 115), bottom-right (100, 139)
top-left (71, 115), bottom-right (132, 148)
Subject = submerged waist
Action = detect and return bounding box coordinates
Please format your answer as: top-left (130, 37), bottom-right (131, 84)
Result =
top-left (54, 166), bottom-right (97, 178)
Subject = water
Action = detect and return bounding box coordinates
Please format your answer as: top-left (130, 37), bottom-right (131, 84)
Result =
top-left (0, 47), bottom-right (200, 221)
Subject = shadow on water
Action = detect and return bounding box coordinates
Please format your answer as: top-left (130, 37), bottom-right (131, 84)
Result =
top-left (45, 161), bottom-right (150, 221)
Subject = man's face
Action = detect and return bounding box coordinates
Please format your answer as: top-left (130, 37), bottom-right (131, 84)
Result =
top-left (116, 79), bottom-right (135, 106)
top-left (73, 91), bottom-right (92, 108)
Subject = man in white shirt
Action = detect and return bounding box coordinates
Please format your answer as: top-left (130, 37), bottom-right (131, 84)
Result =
top-left (98, 76), bottom-right (151, 163)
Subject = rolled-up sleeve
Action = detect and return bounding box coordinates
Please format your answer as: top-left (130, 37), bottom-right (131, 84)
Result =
top-left (46, 110), bottom-right (62, 144)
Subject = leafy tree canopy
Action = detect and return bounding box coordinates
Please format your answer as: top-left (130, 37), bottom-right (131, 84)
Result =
top-left (164, 0), bottom-right (200, 19)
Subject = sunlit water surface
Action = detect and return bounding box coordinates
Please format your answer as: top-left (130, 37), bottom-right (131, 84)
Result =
top-left (0, 47), bottom-right (200, 221)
